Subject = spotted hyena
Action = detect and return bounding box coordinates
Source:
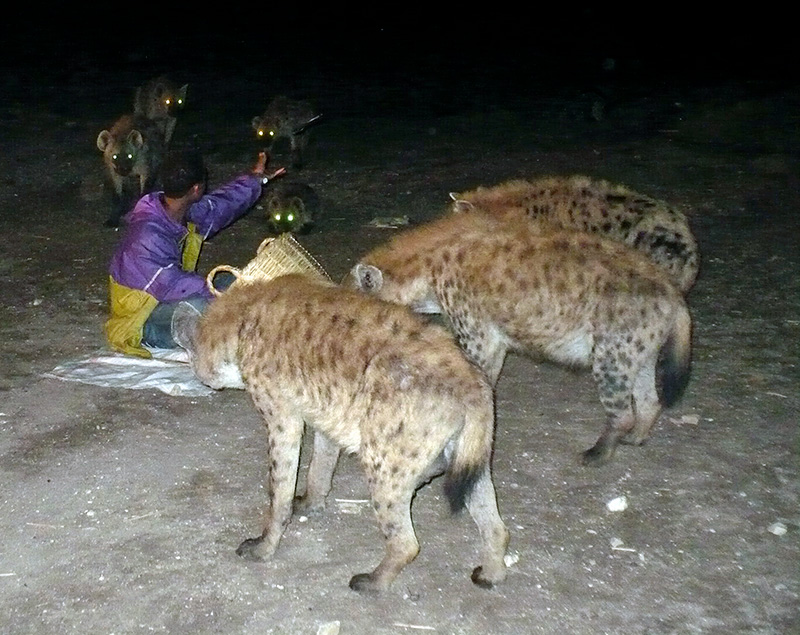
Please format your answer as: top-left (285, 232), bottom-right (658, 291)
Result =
top-left (449, 175), bottom-right (699, 292)
top-left (133, 75), bottom-right (188, 144)
top-left (171, 274), bottom-right (509, 593)
top-left (347, 212), bottom-right (692, 466)
top-left (264, 181), bottom-right (320, 234)
top-left (96, 114), bottom-right (166, 227)
top-left (251, 96), bottom-right (320, 168)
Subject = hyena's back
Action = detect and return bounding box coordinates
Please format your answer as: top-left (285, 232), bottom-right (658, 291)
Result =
top-left (182, 274), bottom-right (508, 592)
top-left (451, 175), bottom-right (699, 292)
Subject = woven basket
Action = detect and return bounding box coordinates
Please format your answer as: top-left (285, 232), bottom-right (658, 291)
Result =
top-left (206, 233), bottom-right (331, 297)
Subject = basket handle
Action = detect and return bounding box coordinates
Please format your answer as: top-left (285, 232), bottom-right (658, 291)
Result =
top-left (206, 265), bottom-right (242, 297)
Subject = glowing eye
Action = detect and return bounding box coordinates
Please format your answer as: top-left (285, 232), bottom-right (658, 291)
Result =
top-left (177, 98), bottom-right (183, 105)
top-left (112, 154), bottom-right (118, 161)
top-left (274, 213), bottom-right (281, 221)
top-left (165, 98), bottom-right (171, 105)
top-left (287, 214), bottom-right (294, 222)
top-left (269, 131), bottom-right (275, 137)
top-left (258, 130), bottom-right (264, 137)
top-left (127, 153), bottom-right (134, 159)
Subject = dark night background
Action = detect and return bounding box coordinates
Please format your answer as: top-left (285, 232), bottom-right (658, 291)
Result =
top-left (1, 7), bottom-right (795, 117)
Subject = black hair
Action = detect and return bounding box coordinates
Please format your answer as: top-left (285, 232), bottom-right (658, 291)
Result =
top-left (160, 149), bottom-right (208, 198)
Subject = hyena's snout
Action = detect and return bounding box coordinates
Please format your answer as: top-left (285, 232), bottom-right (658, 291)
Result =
top-left (111, 152), bottom-right (135, 177)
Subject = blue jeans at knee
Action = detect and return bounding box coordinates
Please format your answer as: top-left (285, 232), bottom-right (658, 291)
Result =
top-left (142, 296), bottom-right (210, 349)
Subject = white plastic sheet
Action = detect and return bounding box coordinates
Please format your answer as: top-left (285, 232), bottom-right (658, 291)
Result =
top-left (43, 348), bottom-right (214, 397)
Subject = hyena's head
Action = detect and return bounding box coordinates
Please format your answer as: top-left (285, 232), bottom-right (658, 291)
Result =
top-left (96, 128), bottom-right (144, 177)
top-left (266, 196), bottom-right (311, 234)
top-left (251, 115), bottom-right (278, 142)
top-left (153, 80), bottom-right (188, 117)
top-left (171, 302), bottom-right (245, 390)
top-left (345, 263), bottom-right (442, 314)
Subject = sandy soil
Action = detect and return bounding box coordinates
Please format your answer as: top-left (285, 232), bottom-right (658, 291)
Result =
top-left (0, 59), bottom-right (798, 634)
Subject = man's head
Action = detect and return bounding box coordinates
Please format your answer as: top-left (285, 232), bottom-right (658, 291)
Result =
top-left (160, 149), bottom-right (208, 201)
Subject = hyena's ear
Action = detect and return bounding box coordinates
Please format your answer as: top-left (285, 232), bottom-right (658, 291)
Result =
top-left (97, 130), bottom-right (112, 152)
top-left (251, 116), bottom-right (263, 131)
top-left (351, 263), bottom-right (384, 293)
top-left (288, 196), bottom-right (306, 213)
top-left (449, 196), bottom-right (475, 213)
top-left (126, 129), bottom-right (144, 149)
top-left (153, 81), bottom-right (168, 100)
top-left (171, 302), bottom-right (202, 353)
top-left (177, 84), bottom-right (188, 101)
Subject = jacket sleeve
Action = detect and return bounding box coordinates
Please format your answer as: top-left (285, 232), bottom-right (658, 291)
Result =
top-left (188, 175), bottom-right (263, 239)
top-left (117, 221), bottom-right (213, 302)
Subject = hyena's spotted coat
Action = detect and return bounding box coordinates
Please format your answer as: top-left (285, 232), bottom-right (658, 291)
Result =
top-left (348, 212), bottom-right (692, 466)
top-left (172, 274), bottom-right (509, 593)
top-left (450, 175), bottom-right (699, 292)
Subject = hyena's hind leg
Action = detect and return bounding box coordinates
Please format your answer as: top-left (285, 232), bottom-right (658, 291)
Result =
top-left (294, 430), bottom-right (341, 514)
top-left (236, 401), bottom-right (305, 562)
top-left (582, 340), bottom-right (638, 466)
top-left (620, 362), bottom-right (661, 446)
top-left (465, 466), bottom-right (509, 588)
top-left (349, 484), bottom-right (419, 595)
top-left (348, 427), bottom-right (443, 594)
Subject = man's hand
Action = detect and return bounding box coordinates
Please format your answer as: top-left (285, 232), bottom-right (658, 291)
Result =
top-left (252, 151), bottom-right (268, 175)
top-left (253, 152), bottom-right (286, 182)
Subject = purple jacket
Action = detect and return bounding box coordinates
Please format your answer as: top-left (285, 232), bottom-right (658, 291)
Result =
top-left (109, 175), bottom-right (262, 301)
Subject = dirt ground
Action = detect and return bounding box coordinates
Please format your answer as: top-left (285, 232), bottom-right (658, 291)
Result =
top-left (0, 54), bottom-right (798, 634)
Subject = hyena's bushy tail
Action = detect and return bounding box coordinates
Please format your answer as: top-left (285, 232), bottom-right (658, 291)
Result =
top-left (443, 382), bottom-right (495, 514)
top-left (658, 303), bottom-right (692, 408)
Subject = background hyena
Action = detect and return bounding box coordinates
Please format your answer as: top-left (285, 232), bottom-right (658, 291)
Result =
top-left (171, 274), bottom-right (509, 594)
top-left (133, 75), bottom-right (188, 144)
top-left (95, 114), bottom-right (166, 227)
top-left (251, 96), bottom-right (320, 169)
top-left (263, 181), bottom-right (320, 234)
top-left (347, 212), bottom-right (692, 466)
top-left (450, 175), bottom-right (699, 292)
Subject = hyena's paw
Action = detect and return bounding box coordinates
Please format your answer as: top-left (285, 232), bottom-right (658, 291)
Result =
top-left (236, 537), bottom-right (272, 562)
top-left (348, 573), bottom-right (383, 595)
top-left (470, 562), bottom-right (507, 589)
top-left (619, 430), bottom-right (650, 446)
top-left (580, 441), bottom-right (616, 467)
top-left (293, 494), bottom-right (326, 516)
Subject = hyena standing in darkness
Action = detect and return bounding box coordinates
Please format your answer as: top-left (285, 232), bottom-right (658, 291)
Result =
top-left (96, 114), bottom-right (166, 227)
top-left (348, 212), bottom-right (692, 466)
top-left (172, 274), bottom-right (509, 594)
top-left (450, 175), bottom-right (699, 292)
top-left (251, 96), bottom-right (320, 169)
top-left (133, 75), bottom-right (188, 144)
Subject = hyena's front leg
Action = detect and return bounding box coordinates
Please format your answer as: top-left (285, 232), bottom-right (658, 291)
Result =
top-left (582, 341), bottom-right (637, 466)
top-left (105, 175), bottom-right (127, 228)
top-left (447, 315), bottom-right (508, 385)
top-left (289, 135), bottom-right (304, 169)
top-left (236, 405), bottom-right (304, 561)
top-left (294, 430), bottom-right (341, 514)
